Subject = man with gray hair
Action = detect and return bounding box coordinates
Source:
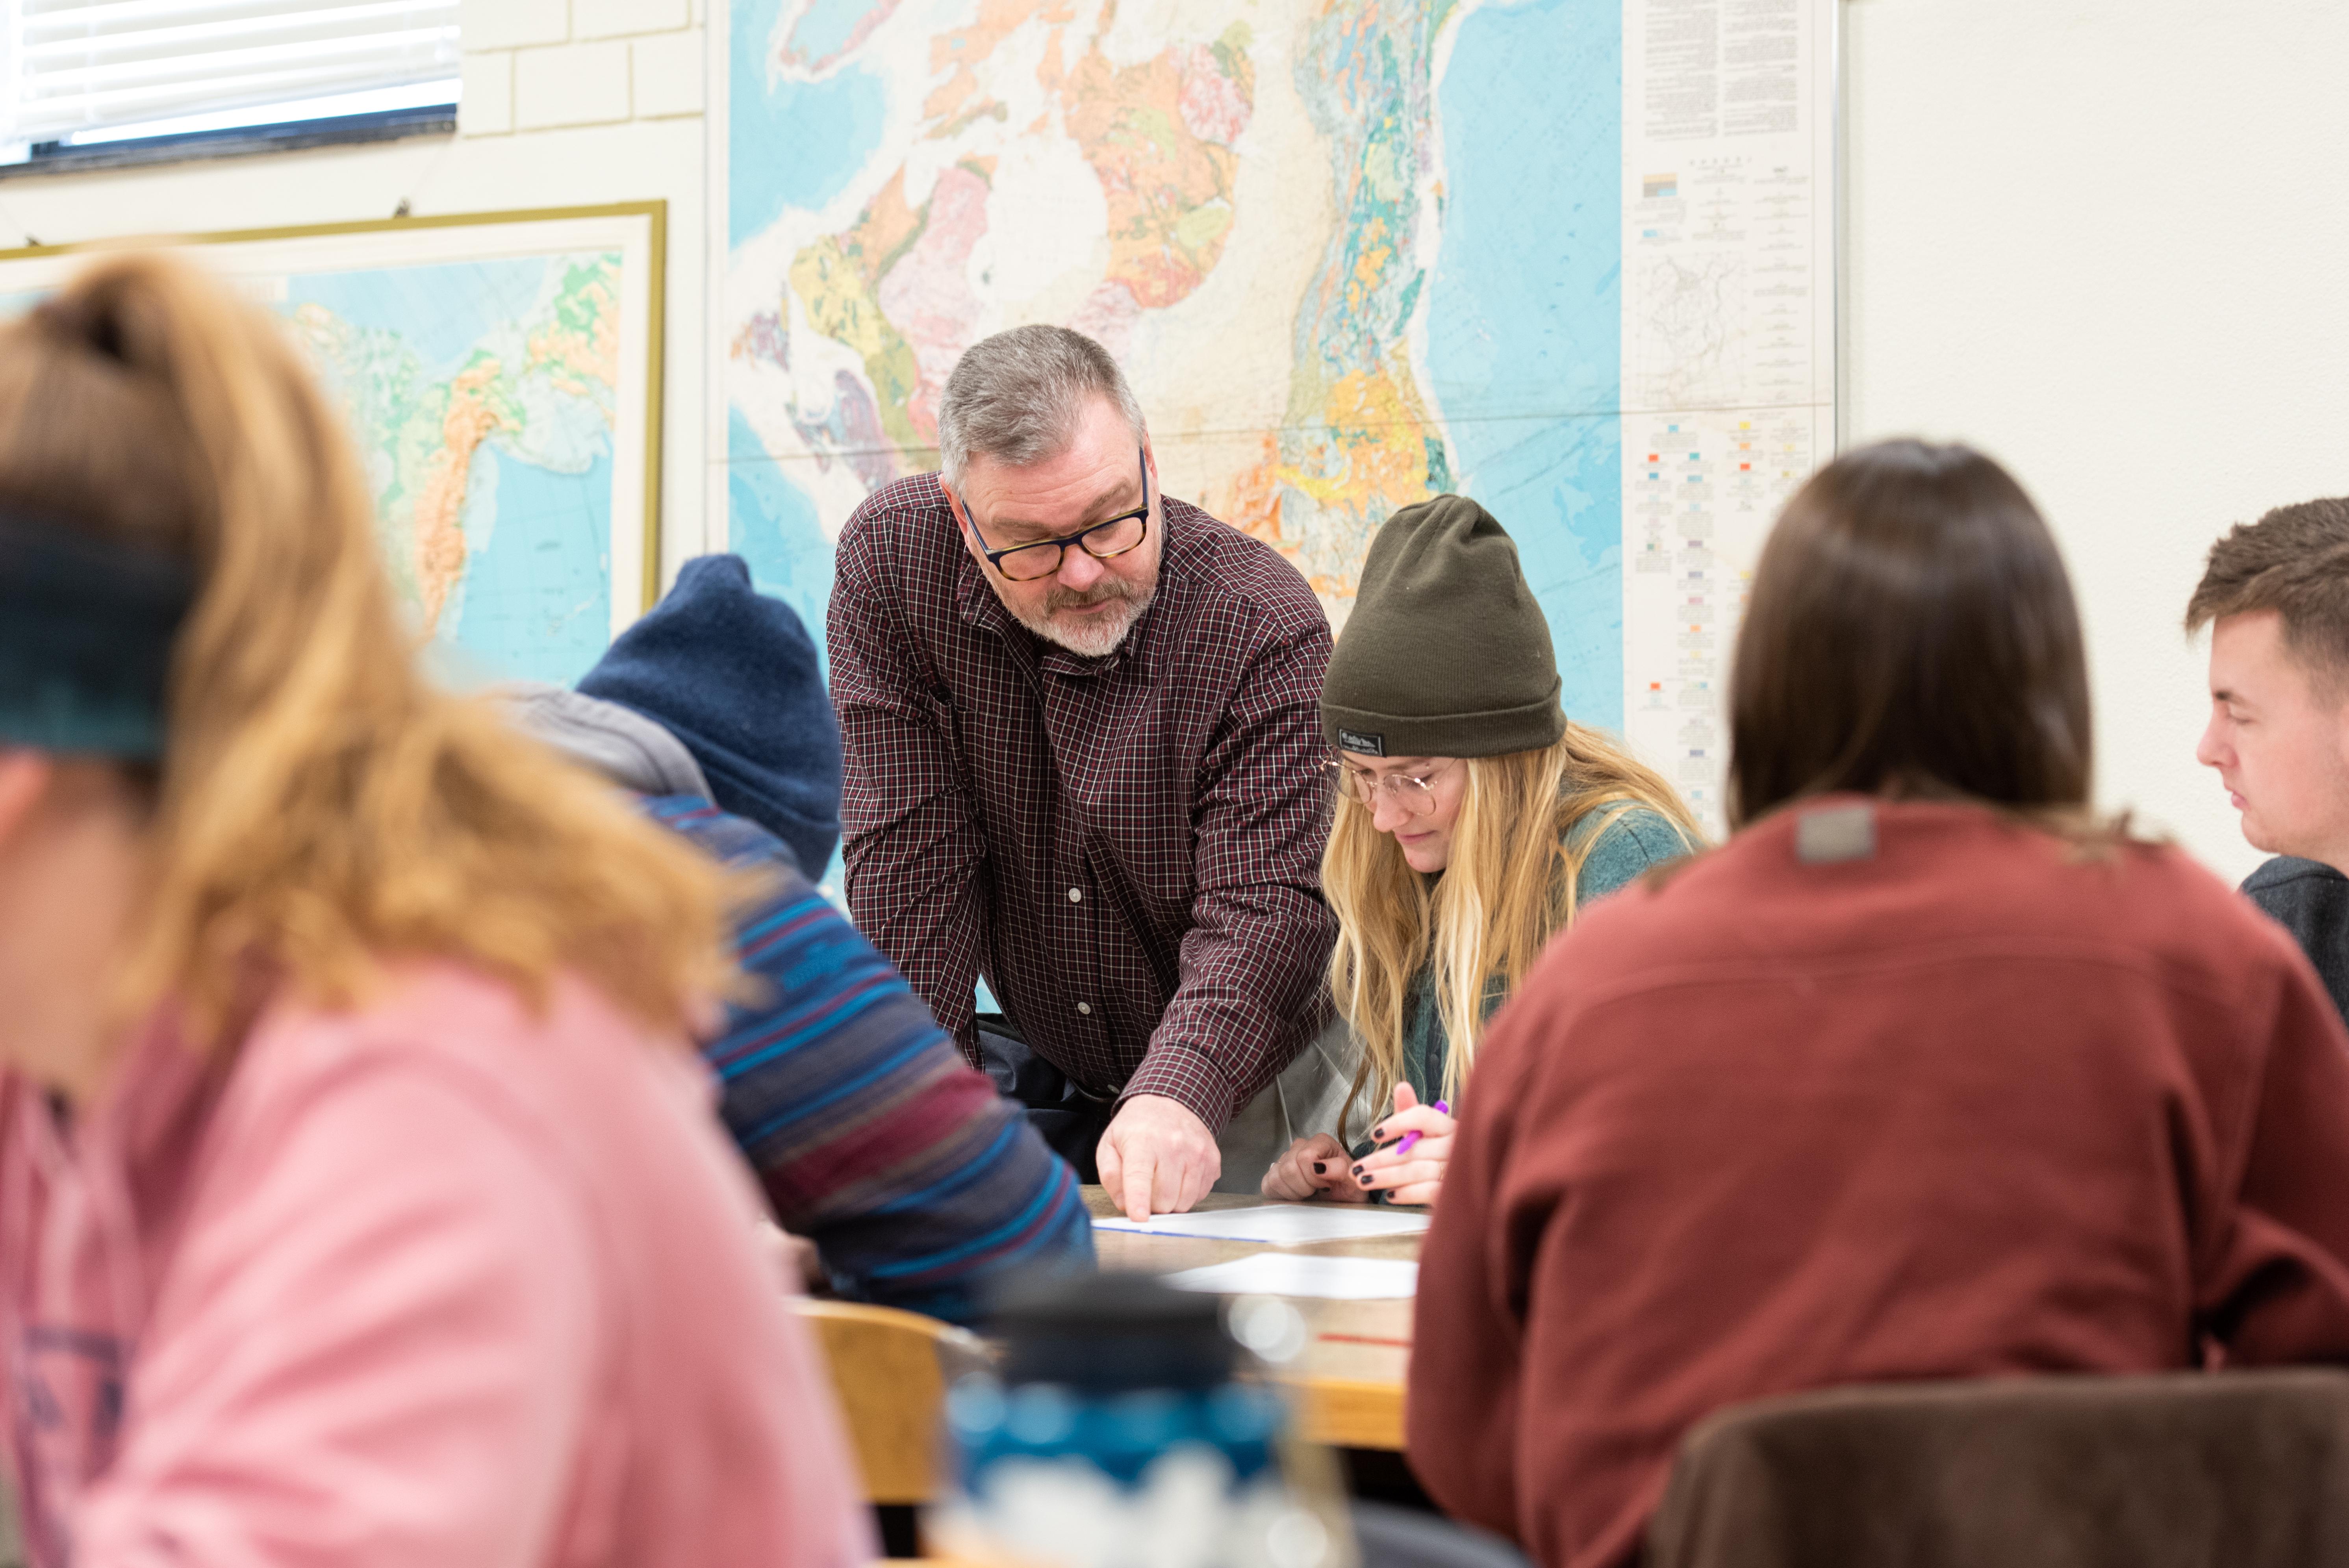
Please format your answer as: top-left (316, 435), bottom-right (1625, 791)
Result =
top-left (828, 324), bottom-right (1338, 1219)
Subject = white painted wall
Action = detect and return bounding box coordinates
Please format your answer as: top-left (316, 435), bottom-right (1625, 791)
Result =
top-left (2, 0), bottom-right (2339, 880)
top-left (1841, 0), bottom-right (2349, 880)
top-left (0, 0), bottom-right (722, 586)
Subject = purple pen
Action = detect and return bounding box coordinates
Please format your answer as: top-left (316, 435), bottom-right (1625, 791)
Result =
top-left (1393, 1100), bottom-right (1450, 1157)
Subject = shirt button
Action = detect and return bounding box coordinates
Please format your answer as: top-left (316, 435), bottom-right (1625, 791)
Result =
top-left (1067, 887), bottom-right (1083, 903)
top-left (1076, 1002), bottom-right (1093, 1016)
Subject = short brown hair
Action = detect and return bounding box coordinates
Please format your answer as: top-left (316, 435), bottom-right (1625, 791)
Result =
top-left (1729, 439), bottom-right (2091, 826)
top-left (2184, 498), bottom-right (2349, 685)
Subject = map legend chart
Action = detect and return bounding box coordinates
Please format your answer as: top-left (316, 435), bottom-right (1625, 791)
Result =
top-left (1626, 408), bottom-right (1822, 824)
top-left (1621, 0), bottom-right (1838, 834)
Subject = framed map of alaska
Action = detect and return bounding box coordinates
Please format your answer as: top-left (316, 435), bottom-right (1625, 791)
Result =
top-left (0, 202), bottom-right (666, 688)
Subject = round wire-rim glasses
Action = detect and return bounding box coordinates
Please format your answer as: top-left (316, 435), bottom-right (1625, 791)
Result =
top-left (1332, 757), bottom-right (1458, 817)
top-left (957, 447), bottom-right (1152, 583)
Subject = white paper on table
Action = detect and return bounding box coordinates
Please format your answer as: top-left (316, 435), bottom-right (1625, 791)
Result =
top-left (1090, 1203), bottom-right (1431, 1245)
top-left (1164, 1254), bottom-right (1421, 1300)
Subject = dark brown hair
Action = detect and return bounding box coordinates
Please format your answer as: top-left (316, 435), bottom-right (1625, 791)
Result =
top-left (1728, 439), bottom-right (2092, 827)
top-left (2184, 497), bottom-right (2349, 687)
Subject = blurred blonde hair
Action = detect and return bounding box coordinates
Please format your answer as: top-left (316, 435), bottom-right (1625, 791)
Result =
top-left (0, 251), bottom-right (735, 1040)
top-left (1324, 723), bottom-right (1700, 1133)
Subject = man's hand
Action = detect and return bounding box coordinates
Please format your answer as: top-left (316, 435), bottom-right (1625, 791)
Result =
top-left (1261, 1133), bottom-right (1372, 1203)
top-left (1096, 1094), bottom-right (1221, 1219)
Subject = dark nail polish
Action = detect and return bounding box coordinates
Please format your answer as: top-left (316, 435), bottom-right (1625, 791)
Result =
top-left (1349, 1163), bottom-right (1365, 1177)
top-left (1357, 1172), bottom-right (1374, 1186)
top-left (1371, 1124), bottom-right (1388, 1141)
top-left (1311, 1161), bottom-right (1327, 1174)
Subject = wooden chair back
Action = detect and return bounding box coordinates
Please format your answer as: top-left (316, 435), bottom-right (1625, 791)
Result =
top-left (1646, 1369), bottom-right (2349, 1568)
top-left (791, 1298), bottom-right (993, 1505)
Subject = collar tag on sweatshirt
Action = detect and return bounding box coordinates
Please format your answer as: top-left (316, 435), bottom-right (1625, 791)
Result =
top-left (1337, 728), bottom-right (1385, 757)
top-left (1796, 803), bottom-right (1876, 864)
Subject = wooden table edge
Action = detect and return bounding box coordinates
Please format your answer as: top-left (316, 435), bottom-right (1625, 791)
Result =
top-left (1282, 1372), bottom-right (1405, 1451)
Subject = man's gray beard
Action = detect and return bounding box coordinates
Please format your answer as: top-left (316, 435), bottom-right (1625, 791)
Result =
top-left (1012, 581), bottom-right (1157, 658)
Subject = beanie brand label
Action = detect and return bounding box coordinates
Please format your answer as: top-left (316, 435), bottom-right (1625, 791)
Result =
top-left (1336, 728), bottom-right (1386, 757)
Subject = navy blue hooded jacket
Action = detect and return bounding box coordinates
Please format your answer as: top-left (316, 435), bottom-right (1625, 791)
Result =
top-left (579, 554), bottom-right (843, 876)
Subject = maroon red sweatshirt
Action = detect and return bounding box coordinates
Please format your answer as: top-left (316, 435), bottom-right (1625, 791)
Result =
top-left (1407, 798), bottom-right (2349, 1568)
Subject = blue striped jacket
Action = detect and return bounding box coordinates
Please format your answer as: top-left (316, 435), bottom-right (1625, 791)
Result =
top-left (644, 794), bottom-right (1092, 1323)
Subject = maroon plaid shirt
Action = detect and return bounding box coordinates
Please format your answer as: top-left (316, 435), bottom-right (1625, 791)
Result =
top-left (829, 474), bottom-right (1337, 1132)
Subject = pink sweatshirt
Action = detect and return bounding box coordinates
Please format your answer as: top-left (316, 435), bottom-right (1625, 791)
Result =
top-left (0, 962), bottom-right (875, 1568)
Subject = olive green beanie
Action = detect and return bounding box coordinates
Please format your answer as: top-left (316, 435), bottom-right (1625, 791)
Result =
top-left (1319, 494), bottom-right (1566, 759)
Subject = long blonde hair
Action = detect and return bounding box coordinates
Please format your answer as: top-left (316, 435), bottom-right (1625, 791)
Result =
top-left (0, 252), bottom-right (736, 1040)
top-left (1324, 723), bottom-right (1701, 1129)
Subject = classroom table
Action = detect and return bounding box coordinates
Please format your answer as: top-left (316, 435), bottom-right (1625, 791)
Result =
top-left (1082, 1186), bottom-right (1416, 1451)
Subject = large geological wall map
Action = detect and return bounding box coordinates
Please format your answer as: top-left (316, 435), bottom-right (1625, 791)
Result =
top-left (715, 0), bottom-right (1834, 830)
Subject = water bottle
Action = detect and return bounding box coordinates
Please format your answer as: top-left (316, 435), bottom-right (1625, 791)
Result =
top-left (931, 1271), bottom-right (1352, 1568)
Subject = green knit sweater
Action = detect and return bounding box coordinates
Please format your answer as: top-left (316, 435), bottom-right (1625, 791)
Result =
top-left (1395, 804), bottom-right (1690, 1109)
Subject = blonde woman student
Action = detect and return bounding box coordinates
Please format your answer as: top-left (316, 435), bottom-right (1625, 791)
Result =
top-left (0, 256), bottom-right (868, 1566)
top-left (1263, 495), bottom-right (1701, 1208)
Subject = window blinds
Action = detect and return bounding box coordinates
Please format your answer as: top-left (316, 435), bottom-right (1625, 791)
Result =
top-left (4, 0), bottom-right (458, 146)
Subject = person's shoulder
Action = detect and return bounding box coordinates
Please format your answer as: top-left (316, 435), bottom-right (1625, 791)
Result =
top-left (166, 966), bottom-right (852, 1549)
top-left (2064, 830), bottom-right (2275, 923)
top-left (2242, 854), bottom-right (2348, 896)
top-left (840, 473), bottom-right (955, 559)
top-left (847, 471), bottom-right (951, 525)
top-left (1571, 804), bottom-right (1695, 863)
top-left (210, 963), bottom-right (712, 1221)
top-left (1551, 802), bottom-right (2271, 973)
top-left (2236, 855), bottom-right (2349, 959)
top-left (642, 793), bottom-right (812, 882)
top-left (2029, 837), bottom-right (2348, 1045)
top-left (836, 475), bottom-right (968, 643)
top-left (1568, 804), bottom-right (1697, 906)
top-left (1531, 802), bottom-right (2326, 1019)
top-left (634, 799), bottom-right (877, 1015)
top-left (1863, 810), bottom-right (2314, 1000)
top-left (1862, 805), bottom-right (2282, 955)
top-left (248, 962), bottom-right (675, 1089)
top-left (1162, 498), bottom-right (1329, 643)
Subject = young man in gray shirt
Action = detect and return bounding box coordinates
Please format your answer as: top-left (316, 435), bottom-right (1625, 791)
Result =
top-left (2188, 496), bottom-right (2349, 1021)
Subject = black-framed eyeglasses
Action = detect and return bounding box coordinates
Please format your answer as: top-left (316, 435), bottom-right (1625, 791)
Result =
top-left (955, 447), bottom-right (1151, 583)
